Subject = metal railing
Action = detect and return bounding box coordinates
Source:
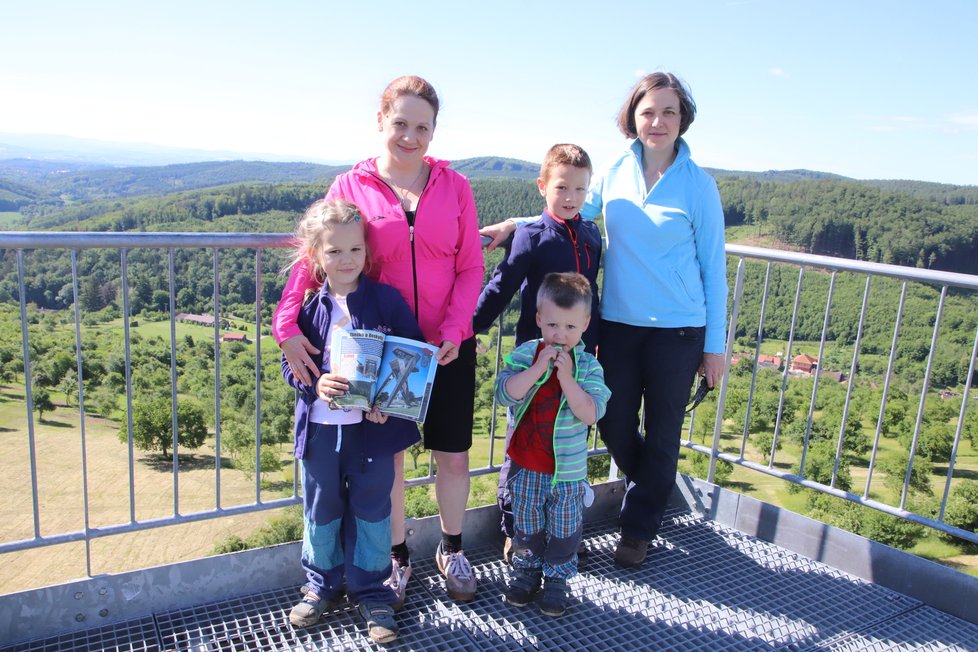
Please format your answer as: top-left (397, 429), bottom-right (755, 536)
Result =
top-left (1, 233), bottom-right (976, 594)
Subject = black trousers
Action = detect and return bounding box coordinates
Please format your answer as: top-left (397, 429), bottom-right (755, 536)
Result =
top-left (597, 320), bottom-right (703, 541)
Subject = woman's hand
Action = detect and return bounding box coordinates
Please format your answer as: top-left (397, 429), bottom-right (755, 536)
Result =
top-left (281, 335), bottom-right (321, 386)
top-left (365, 407), bottom-right (388, 424)
top-left (315, 373), bottom-right (350, 403)
top-left (699, 353), bottom-right (725, 388)
top-left (478, 219), bottom-right (517, 252)
top-left (435, 340), bottom-right (458, 365)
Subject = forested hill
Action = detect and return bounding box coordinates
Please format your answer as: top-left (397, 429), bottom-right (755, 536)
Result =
top-left (2, 155), bottom-right (978, 275)
top-left (718, 175), bottom-right (978, 273)
top-left (0, 156), bottom-right (540, 209)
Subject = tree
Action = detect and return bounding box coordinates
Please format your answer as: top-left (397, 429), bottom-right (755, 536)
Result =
top-left (58, 370), bottom-right (78, 407)
top-left (125, 396), bottom-right (208, 458)
top-left (33, 386), bottom-right (54, 421)
top-left (879, 450), bottom-right (933, 497)
top-left (940, 481), bottom-right (978, 551)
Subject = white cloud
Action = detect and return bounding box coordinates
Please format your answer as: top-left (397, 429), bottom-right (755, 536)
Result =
top-left (949, 113), bottom-right (978, 129)
top-left (769, 67), bottom-right (789, 78)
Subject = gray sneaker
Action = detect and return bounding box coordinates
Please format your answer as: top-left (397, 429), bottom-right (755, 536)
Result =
top-left (384, 559), bottom-right (411, 611)
top-left (357, 601), bottom-right (398, 644)
top-left (435, 543), bottom-right (477, 601)
top-left (288, 591), bottom-right (342, 628)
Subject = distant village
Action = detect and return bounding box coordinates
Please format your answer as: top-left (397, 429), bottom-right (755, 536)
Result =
top-left (175, 313), bottom-right (250, 344)
top-left (729, 351), bottom-right (845, 383)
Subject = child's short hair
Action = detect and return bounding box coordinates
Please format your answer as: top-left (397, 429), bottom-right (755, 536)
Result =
top-left (288, 198), bottom-right (368, 283)
top-left (536, 272), bottom-right (592, 315)
top-left (540, 144), bottom-right (592, 183)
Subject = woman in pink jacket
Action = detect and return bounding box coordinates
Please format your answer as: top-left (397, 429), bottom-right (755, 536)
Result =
top-left (273, 75), bottom-right (484, 606)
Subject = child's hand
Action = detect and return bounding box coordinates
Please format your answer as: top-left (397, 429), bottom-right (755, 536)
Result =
top-left (552, 346), bottom-right (574, 383)
top-left (532, 345), bottom-right (559, 376)
top-left (365, 407), bottom-right (388, 424)
top-left (316, 373), bottom-right (349, 403)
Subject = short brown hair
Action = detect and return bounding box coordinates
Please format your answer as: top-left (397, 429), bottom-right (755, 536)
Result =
top-left (616, 72), bottom-right (696, 138)
top-left (380, 75), bottom-right (440, 126)
top-left (537, 272), bottom-right (592, 315)
top-left (540, 144), bottom-right (592, 183)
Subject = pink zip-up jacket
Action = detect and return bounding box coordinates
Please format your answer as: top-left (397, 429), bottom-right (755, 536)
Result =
top-left (273, 156), bottom-right (484, 348)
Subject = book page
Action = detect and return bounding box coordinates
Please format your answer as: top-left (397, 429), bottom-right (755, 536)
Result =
top-left (329, 329), bottom-right (385, 411)
top-left (373, 336), bottom-right (439, 423)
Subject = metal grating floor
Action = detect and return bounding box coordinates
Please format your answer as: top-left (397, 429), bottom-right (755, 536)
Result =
top-left (5, 511), bottom-right (978, 651)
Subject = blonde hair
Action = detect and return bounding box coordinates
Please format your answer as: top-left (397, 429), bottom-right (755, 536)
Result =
top-left (287, 198), bottom-right (369, 286)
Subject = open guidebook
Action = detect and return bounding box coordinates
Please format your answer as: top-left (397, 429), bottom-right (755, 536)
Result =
top-left (328, 329), bottom-right (439, 423)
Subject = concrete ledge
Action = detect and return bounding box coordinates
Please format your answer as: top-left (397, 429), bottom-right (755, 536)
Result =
top-left (0, 480), bottom-right (627, 645)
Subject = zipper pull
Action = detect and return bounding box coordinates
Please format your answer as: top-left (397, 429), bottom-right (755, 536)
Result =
top-left (410, 224), bottom-right (414, 243)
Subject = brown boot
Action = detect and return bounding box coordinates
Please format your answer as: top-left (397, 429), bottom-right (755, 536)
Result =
top-left (614, 535), bottom-right (648, 567)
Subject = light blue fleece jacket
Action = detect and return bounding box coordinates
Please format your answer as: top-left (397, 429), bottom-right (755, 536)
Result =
top-left (582, 138), bottom-right (728, 353)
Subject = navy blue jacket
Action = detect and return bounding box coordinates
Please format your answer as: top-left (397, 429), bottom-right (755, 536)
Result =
top-left (473, 211), bottom-right (601, 351)
top-left (282, 275), bottom-right (424, 459)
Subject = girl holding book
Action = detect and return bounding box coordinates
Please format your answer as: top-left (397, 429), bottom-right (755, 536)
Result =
top-left (281, 198), bottom-right (423, 644)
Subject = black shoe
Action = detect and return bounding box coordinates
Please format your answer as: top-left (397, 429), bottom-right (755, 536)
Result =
top-left (502, 568), bottom-right (542, 607)
top-left (614, 535), bottom-right (648, 567)
top-left (538, 576), bottom-right (569, 617)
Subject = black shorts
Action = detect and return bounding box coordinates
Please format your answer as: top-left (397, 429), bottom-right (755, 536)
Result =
top-left (422, 337), bottom-right (476, 453)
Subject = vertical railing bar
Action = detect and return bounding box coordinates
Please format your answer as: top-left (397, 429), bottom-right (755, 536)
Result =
top-left (17, 250), bottom-right (42, 540)
top-left (739, 261), bottom-right (772, 459)
top-left (769, 266), bottom-right (805, 468)
top-left (865, 281), bottom-right (907, 498)
top-left (799, 270), bottom-right (836, 478)
top-left (213, 248), bottom-right (222, 509)
top-left (487, 314), bottom-right (504, 467)
top-left (831, 273), bottom-right (872, 487)
top-left (255, 249), bottom-right (263, 502)
top-left (293, 392), bottom-right (300, 497)
top-left (121, 249), bottom-right (137, 523)
top-left (70, 250), bottom-right (94, 577)
top-left (707, 257), bottom-right (745, 482)
top-left (940, 321), bottom-right (978, 520)
top-left (168, 249), bottom-right (180, 516)
top-left (902, 286), bottom-right (947, 509)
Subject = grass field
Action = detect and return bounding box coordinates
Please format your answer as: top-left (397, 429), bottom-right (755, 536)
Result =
top-left (0, 384), bottom-right (297, 595)
top-left (0, 211), bottom-right (23, 228)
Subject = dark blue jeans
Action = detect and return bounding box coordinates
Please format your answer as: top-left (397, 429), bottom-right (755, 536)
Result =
top-left (597, 320), bottom-right (703, 542)
top-left (300, 422), bottom-right (395, 605)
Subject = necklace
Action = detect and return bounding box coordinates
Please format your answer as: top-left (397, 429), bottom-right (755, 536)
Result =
top-left (381, 164), bottom-right (427, 211)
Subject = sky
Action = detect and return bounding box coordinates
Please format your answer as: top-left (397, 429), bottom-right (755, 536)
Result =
top-left (2, 0), bottom-right (977, 186)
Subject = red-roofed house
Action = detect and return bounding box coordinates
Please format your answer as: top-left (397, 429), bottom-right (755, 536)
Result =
top-left (757, 354), bottom-right (782, 369)
top-left (791, 353), bottom-right (818, 374)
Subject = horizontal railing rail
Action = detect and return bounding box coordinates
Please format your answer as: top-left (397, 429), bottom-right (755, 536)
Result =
top-left (1, 232), bottom-right (976, 595)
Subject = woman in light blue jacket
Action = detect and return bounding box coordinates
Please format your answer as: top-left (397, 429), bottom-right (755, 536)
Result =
top-left (481, 72), bottom-right (727, 568)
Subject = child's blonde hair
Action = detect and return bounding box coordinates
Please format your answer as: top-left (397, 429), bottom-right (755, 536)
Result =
top-left (287, 198), bottom-right (369, 286)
